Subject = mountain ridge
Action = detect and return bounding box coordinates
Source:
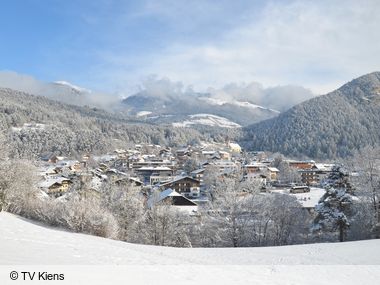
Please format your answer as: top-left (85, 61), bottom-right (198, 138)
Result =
top-left (0, 87), bottom-right (217, 158)
top-left (122, 91), bottom-right (279, 126)
top-left (242, 72), bottom-right (380, 159)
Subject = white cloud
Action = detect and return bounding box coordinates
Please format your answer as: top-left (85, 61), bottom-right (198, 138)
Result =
top-left (0, 71), bottom-right (119, 109)
top-left (99, 0), bottom-right (380, 95)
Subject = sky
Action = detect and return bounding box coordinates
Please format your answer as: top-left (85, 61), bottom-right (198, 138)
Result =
top-left (0, 0), bottom-right (379, 96)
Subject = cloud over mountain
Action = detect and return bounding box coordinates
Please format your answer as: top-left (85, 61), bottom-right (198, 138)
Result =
top-left (0, 71), bottom-right (118, 109)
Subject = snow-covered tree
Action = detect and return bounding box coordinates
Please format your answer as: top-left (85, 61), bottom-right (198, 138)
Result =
top-left (183, 158), bottom-right (200, 174)
top-left (203, 165), bottom-right (221, 200)
top-left (204, 177), bottom-right (260, 247)
top-left (348, 146), bottom-right (380, 237)
top-left (314, 166), bottom-right (354, 242)
top-left (101, 182), bottom-right (145, 241)
top-left (135, 191), bottom-right (191, 247)
top-left (0, 159), bottom-right (40, 216)
top-left (277, 160), bottom-right (301, 184)
top-left (265, 194), bottom-right (311, 246)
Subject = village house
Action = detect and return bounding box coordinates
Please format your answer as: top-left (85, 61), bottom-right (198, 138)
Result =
top-left (114, 176), bottom-right (144, 189)
top-left (218, 151), bottom-right (231, 160)
top-left (299, 163), bottom-right (335, 186)
top-left (56, 160), bottom-right (82, 173)
top-left (39, 153), bottom-right (66, 164)
top-left (131, 159), bottom-right (174, 171)
top-left (39, 177), bottom-right (72, 197)
top-left (201, 150), bottom-right (217, 158)
top-left (212, 160), bottom-right (239, 175)
top-left (39, 166), bottom-right (59, 176)
top-left (244, 162), bottom-right (266, 174)
top-left (228, 142), bottom-right (242, 153)
top-left (287, 160), bottom-right (315, 170)
top-left (245, 172), bottom-right (267, 187)
top-left (266, 167), bottom-right (280, 181)
top-left (147, 189), bottom-right (198, 214)
top-left (135, 166), bottom-right (173, 185)
top-left (176, 147), bottom-right (190, 157)
top-left (160, 176), bottom-right (201, 198)
top-left (191, 168), bottom-right (205, 181)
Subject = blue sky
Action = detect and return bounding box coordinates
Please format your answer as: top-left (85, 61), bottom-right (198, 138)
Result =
top-left (1, 0), bottom-right (379, 95)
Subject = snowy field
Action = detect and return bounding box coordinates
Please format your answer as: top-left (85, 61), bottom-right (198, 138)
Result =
top-left (172, 114), bottom-right (241, 128)
top-left (1, 212), bottom-right (380, 284)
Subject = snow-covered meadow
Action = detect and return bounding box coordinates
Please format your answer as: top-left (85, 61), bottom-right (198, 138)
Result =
top-left (1, 212), bottom-right (379, 284)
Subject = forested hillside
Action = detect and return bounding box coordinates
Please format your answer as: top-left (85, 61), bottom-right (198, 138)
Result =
top-left (0, 88), bottom-right (219, 158)
top-left (242, 72), bottom-right (380, 159)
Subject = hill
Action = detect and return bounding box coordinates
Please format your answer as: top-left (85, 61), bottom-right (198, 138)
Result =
top-left (0, 88), bottom-right (210, 158)
top-left (242, 72), bottom-right (380, 159)
top-left (122, 91), bottom-right (279, 126)
top-left (0, 212), bottom-right (379, 284)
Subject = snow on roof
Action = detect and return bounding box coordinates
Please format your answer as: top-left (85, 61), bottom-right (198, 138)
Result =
top-left (57, 160), bottom-right (79, 167)
top-left (39, 166), bottom-right (57, 175)
top-left (202, 151), bottom-right (216, 155)
top-left (39, 177), bottom-right (71, 188)
top-left (229, 142), bottom-right (241, 149)
top-left (314, 163), bottom-right (335, 171)
top-left (128, 177), bottom-right (143, 184)
top-left (287, 160), bottom-right (315, 164)
top-left (147, 189), bottom-right (198, 211)
top-left (245, 163), bottom-right (266, 167)
top-left (93, 154), bottom-right (117, 162)
top-left (138, 166), bottom-right (172, 171)
top-left (147, 188), bottom-right (180, 207)
top-left (161, 175), bottom-right (199, 186)
top-left (213, 161), bottom-right (236, 166)
top-left (142, 154), bottom-right (156, 159)
top-left (191, 168), bottom-right (205, 174)
top-left (267, 167), bottom-right (280, 172)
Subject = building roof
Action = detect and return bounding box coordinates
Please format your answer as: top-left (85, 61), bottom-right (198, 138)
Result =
top-left (137, 166), bottom-right (172, 171)
top-left (191, 168), bottom-right (205, 175)
top-left (160, 176), bottom-right (200, 186)
top-left (245, 163), bottom-right (266, 168)
top-left (147, 189), bottom-right (197, 208)
top-left (267, 167), bottom-right (280, 172)
top-left (313, 163), bottom-right (335, 172)
top-left (39, 177), bottom-right (71, 189)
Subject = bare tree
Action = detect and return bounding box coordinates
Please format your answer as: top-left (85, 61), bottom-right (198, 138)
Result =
top-left (135, 191), bottom-right (191, 247)
top-left (349, 147), bottom-right (380, 224)
top-left (0, 159), bottom-right (40, 216)
top-left (101, 181), bottom-right (145, 241)
top-left (266, 194), bottom-right (310, 245)
top-left (205, 177), bottom-right (260, 247)
top-left (277, 161), bottom-right (301, 184)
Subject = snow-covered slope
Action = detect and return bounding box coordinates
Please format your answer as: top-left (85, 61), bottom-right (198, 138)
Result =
top-left (136, 111), bottom-right (152, 117)
top-left (122, 92), bottom-right (280, 126)
top-left (199, 97), bottom-right (280, 113)
top-left (1, 212), bottom-right (379, 284)
top-left (173, 114), bottom-right (241, 128)
top-left (1, 212), bottom-right (380, 265)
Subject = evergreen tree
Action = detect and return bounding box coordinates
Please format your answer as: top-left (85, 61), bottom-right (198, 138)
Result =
top-left (314, 165), bottom-right (354, 242)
